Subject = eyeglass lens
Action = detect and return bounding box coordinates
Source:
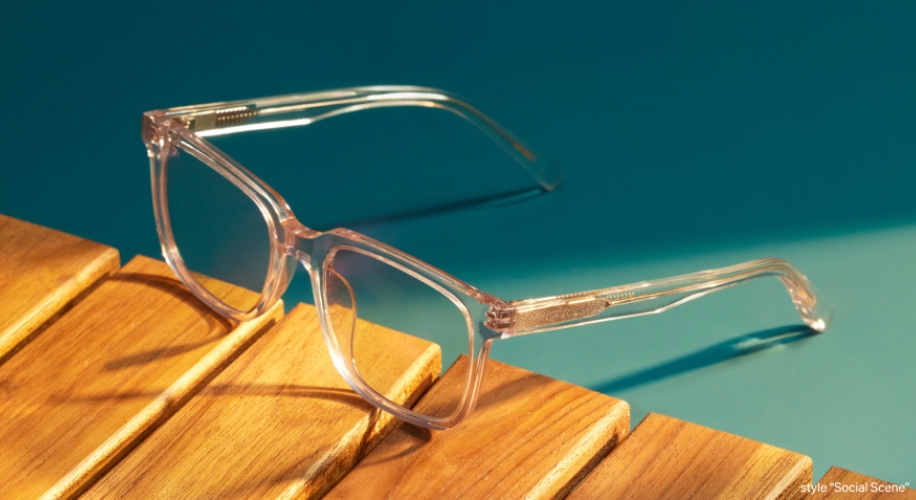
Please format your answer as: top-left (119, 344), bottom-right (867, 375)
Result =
top-left (323, 248), bottom-right (473, 419)
top-left (167, 143), bottom-right (271, 312)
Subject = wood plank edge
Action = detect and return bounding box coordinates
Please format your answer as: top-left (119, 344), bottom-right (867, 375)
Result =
top-left (0, 247), bottom-right (120, 365)
top-left (41, 299), bottom-right (284, 500)
top-left (546, 399), bottom-right (630, 500)
top-left (556, 400), bottom-right (630, 500)
top-left (774, 454), bottom-right (812, 500)
top-left (275, 342), bottom-right (442, 500)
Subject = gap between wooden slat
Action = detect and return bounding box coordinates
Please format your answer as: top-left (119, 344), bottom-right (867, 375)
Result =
top-left (0, 213), bottom-right (120, 364)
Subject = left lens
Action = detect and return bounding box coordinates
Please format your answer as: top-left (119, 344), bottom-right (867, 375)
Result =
top-left (323, 247), bottom-right (472, 420)
top-left (166, 141), bottom-right (271, 312)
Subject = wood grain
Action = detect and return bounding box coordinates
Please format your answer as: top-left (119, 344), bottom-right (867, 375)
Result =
top-left (0, 255), bottom-right (282, 500)
top-left (0, 213), bottom-right (120, 363)
top-left (567, 412), bottom-right (812, 500)
top-left (325, 356), bottom-right (630, 500)
top-left (805, 467), bottom-right (915, 499)
top-left (84, 302), bottom-right (441, 500)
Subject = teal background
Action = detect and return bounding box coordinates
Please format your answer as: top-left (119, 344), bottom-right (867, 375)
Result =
top-left (1, 1), bottom-right (914, 483)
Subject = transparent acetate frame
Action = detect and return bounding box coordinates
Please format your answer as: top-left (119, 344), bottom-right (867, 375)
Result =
top-left (143, 86), bottom-right (833, 430)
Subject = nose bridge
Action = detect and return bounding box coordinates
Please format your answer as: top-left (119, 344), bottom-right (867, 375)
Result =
top-left (280, 222), bottom-right (317, 271)
top-left (288, 246), bottom-right (312, 271)
top-left (283, 238), bottom-right (311, 270)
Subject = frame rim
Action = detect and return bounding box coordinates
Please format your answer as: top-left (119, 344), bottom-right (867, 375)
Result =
top-left (146, 112), bottom-right (503, 428)
top-left (311, 238), bottom-right (490, 430)
top-left (147, 114), bottom-right (292, 322)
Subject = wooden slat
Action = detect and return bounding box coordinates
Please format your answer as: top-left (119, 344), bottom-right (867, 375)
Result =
top-left (805, 467), bottom-right (915, 499)
top-left (0, 255), bottom-right (282, 500)
top-left (325, 356), bottom-right (630, 500)
top-left (0, 214), bottom-right (119, 363)
top-left (84, 302), bottom-right (441, 500)
top-left (567, 412), bottom-right (812, 500)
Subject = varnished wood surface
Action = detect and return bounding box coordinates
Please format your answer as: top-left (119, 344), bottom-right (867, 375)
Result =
top-left (85, 303), bottom-right (441, 500)
top-left (0, 213), bottom-right (120, 363)
top-left (805, 467), bottom-right (915, 499)
top-left (0, 255), bottom-right (282, 500)
top-left (567, 412), bottom-right (812, 500)
top-left (325, 356), bottom-right (630, 500)
top-left (3, 217), bottom-right (902, 500)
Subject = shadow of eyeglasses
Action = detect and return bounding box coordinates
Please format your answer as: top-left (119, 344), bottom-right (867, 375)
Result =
top-left (317, 186), bottom-right (547, 231)
top-left (589, 324), bottom-right (820, 395)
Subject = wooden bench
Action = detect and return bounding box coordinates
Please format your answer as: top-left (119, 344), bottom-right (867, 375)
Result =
top-left (1, 213), bottom-right (910, 499)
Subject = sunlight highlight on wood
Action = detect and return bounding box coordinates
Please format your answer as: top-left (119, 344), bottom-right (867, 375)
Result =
top-left (325, 356), bottom-right (630, 500)
top-left (0, 256), bottom-right (281, 500)
top-left (0, 213), bottom-right (119, 363)
top-left (84, 303), bottom-right (441, 500)
top-left (568, 412), bottom-right (812, 500)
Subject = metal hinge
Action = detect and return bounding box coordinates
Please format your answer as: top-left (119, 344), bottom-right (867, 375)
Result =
top-left (186, 105), bottom-right (259, 132)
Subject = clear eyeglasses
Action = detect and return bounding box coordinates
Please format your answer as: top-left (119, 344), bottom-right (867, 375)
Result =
top-left (142, 86), bottom-right (833, 430)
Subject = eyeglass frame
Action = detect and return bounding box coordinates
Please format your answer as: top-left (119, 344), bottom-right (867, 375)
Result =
top-left (142, 86), bottom-right (832, 430)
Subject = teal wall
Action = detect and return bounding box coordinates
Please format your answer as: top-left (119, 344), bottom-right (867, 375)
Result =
top-left (1, 2), bottom-right (913, 483)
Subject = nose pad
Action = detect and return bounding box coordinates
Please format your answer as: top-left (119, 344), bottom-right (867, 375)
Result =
top-left (324, 265), bottom-right (359, 367)
top-left (284, 254), bottom-right (299, 286)
top-left (282, 244), bottom-right (312, 285)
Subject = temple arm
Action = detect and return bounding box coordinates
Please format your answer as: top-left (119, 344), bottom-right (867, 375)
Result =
top-left (487, 258), bottom-right (832, 337)
top-left (154, 86), bottom-right (563, 191)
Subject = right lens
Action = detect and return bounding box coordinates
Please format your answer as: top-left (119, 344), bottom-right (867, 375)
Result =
top-left (165, 141), bottom-right (271, 312)
top-left (323, 247), bottom-right (473, 420)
